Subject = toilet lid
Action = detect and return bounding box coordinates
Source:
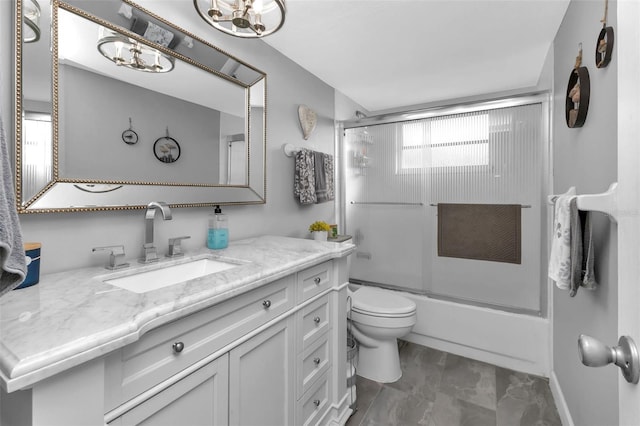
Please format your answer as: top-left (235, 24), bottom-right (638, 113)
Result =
top-left (351, 287), bottom-right (416, 316)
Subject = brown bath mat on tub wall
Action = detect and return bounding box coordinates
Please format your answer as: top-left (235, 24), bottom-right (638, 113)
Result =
top-left (437, 203), bottom-right (521, 264)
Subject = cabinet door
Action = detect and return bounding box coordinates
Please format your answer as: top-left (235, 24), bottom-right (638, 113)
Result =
top-left (229, 318), bottom-right (295, 426)
top-left (110, 354), bottom-right (228, 426)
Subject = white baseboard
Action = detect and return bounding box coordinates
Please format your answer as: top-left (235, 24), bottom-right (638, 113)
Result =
top-left (549, 370), bottom-right (574, 426)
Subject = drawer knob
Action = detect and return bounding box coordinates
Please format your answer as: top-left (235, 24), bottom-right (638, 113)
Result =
top-left (262, 300), bottom-right (272, 308)
top-left (313, 357), bottom-right (321, 365)
top-left (313, 399), bottom-right (320, 408)
top-left (172, 342), bottom-right (185, 353)
top-left (314, 277), bottom-right (321, 285)
top-left (313, 316), bottom-right (321, 324)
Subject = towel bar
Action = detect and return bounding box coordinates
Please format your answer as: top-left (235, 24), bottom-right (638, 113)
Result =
top-left (548, 182), bottom-right (618, 222)
top-left (350, 201), bottom-right (423, 206)
top-left (428, 203), bottom-right (531, 208)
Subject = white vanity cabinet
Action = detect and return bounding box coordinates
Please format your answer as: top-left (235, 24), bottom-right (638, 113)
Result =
top-left (104, 260), bottom-right (348, 426)
top-left (0, 238), bottom-right (354, 426)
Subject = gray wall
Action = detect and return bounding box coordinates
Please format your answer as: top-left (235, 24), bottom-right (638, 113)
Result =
top-left (59, 64), bottom-right (222, 183)
top-left (552, 1), bottom-right (618, 425)
top-left (2, 1), bottom-right (338, 273)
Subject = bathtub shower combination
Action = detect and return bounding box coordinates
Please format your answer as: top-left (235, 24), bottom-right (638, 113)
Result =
top-left (342, 97), bottom-right (550, 316)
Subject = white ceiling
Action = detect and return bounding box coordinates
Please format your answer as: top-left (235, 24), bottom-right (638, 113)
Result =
top-left (263, 0), bottom-right (570, 113)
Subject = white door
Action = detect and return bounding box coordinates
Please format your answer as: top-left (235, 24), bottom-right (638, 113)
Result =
top-left (617, 1), bottom-right (640, 424)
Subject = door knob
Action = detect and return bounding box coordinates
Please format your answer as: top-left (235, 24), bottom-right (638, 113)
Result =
top-left (578, 334), bottom-right (640, 384)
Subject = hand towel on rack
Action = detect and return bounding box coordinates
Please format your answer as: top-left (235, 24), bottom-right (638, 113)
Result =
top-left (0, 111), bottom-right (26, 296)
top-left (569, 205), bottom-right (598, 297)
top-left (314, 151), bottom-right (334, 203)
top-left (293, 148), bottom-right (317, 204)
top-left (437, 203), bottom-right (521, 264)
top-left (548, 188), bottom-right (576, 290)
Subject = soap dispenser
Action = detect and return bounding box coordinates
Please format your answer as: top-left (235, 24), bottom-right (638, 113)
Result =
top-left (207, 205), bottom-right (228, 249)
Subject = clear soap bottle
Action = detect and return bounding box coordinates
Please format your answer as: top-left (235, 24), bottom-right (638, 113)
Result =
top-left (207, 205), bottom-right (228, 249)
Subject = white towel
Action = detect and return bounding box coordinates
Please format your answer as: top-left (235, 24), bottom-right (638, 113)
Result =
top-left (0, 111), bottom-right (26, 296)
top-left (548, 188), bottom-right (576, 289)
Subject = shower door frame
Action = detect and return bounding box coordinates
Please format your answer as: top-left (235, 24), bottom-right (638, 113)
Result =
top-left (338, 92), bottom-right (552, 317)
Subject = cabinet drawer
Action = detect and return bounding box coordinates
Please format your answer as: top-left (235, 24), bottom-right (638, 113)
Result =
top-left (297, 372), bottom-right (330, 426)
top-left (297, 261), bottom-right (332, 302)
top-left (299, 295), bottom-right (331, 349)
top-left (297, 331), bottom-right (331, 397)
top-left (105, 276), bottom-right (294, 409)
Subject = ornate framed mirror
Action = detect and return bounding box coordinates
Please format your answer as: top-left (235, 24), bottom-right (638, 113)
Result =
top-left (15, 0), bottom-right (267, 213)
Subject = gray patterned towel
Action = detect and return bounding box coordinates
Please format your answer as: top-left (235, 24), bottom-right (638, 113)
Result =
top-left (314, 152), bottom-right (334, 203)
top-left (294, 148), bottom-right (316, 204)
top-left (0, 113), bottom-right (26, 296)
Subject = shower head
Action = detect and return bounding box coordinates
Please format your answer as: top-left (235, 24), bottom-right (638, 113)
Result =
top-left (355, 110), bottom-right (367, 120)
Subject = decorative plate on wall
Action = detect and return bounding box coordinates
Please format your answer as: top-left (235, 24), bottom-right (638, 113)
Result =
top-left (154, 128), bottom-right (181, 163)
top-left (122, 118), bottom-right (139, 144)
top-left (566, 67), bottom-right (590, 128)
top-left (298, 104), bottom-right (317, 140)
top-left (565, 45), bottom-right (590, 128)
top-left (595, 26), bottom-right (614, 68)
top-left (596, 0), bottom-right (614, 68)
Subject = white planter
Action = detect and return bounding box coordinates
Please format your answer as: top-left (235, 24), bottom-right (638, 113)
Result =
top-left (312, 231), bottom-right (328, 241)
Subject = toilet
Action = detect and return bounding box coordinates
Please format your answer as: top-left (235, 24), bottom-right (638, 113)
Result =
top-left (347, 286), bottom-right (417, 383)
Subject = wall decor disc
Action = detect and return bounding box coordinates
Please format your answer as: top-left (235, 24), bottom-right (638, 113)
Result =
top-left (122, 129), bottom-right (138, 144)
top-left (298, 104), bottom-right (317, 140)
top-left (565, 67), bottom-right (590, 128)
top-left (595, 26), bottom-right (614, 68)
top-left (122, 117), bottom-right (138, 144)
top-left (153, 136), bottom-right (181, 163)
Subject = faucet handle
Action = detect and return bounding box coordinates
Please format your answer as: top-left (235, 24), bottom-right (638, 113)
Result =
top-left (92, 245), bottom-right (130, 270)
top-left (167, 236), bottom-right (191, 258)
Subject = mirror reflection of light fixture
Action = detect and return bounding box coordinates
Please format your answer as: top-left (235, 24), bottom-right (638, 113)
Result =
top-left (23, 0), bottom-right (41, 43)
top-left (194, 0), bottom-right (286, 38)
top-left (96, 27), bottom-right (175, 73)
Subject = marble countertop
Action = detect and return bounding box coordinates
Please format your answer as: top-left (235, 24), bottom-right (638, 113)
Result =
top-left (0, 236), bottom-right (355, 392)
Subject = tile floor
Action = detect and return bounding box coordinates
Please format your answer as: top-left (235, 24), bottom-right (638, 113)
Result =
top-left (346, 341), bottom-right (562, 426)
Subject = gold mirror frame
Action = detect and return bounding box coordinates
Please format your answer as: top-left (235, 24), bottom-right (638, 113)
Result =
top-left (15, 0), bottom-right (267, 213)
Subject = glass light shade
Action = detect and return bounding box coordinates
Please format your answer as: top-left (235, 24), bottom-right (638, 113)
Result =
top-left (193, 0), bottom-right (286, 38)
top-left (97, 28), bottom-right (175, 73)
top-left (23, 0), bottom-right (41, 43)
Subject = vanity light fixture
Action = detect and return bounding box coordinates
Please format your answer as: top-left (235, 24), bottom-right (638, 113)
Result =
top-left (193, 0), bottom-right (286, 38)
top-left (23, 0), bottom-right (41, 43)
top-left (96, 27), bottom-right (175, 73)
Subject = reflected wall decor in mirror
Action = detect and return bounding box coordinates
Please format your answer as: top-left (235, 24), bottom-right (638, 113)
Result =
top-left (15, 0), bottom-right (267, 213)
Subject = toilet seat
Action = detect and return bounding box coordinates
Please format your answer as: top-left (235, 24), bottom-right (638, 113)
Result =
top-left (351, 287), bottom-right (416, 317)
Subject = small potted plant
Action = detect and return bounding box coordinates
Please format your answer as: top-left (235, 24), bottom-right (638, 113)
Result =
top-left (309, 221), bottom-right (331, 241)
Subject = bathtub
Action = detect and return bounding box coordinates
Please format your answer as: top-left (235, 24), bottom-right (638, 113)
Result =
top-left (349, 284), bottom-right (550, 377)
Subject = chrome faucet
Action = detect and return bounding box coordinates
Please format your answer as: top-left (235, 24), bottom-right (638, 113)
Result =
top-left (140, 201), bottom-right (172, 264)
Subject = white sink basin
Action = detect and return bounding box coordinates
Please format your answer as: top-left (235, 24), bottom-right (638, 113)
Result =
top-left (103, 257), bottom-right (240, 293)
